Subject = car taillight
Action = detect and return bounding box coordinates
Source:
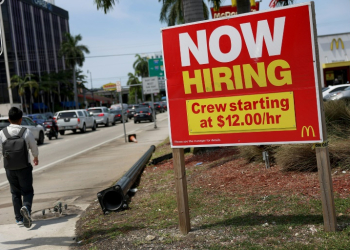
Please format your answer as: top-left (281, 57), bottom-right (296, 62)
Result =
top-left (140, 111), bottom-right (143, 113)
top-left (98, 113), bottom-right (104, 117)
top-left (78, 118), bottom-right (81, 124)
top-left (127, 110), bottom-right (129, 113)
top-left (117, 114), bottom-right (121, 117)
top-left (53, 117), bottom-right (56, 121)
top-left (158, 105), bottom-right (160, 108)
top-left (148, 113), bottom-right (151, 115)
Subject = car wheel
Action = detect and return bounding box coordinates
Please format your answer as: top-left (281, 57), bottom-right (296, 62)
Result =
top-left (72, 129), bottom-right (77, 133)
top-left (112, 120), bottom-right (116, 126)
top-left (80, 124), bottom-right (86, 133)
top-left (48, 135), bottom-right (52, 140)
top-left (59, 130), bottom-right (65, 135)
top-left (105, 119), bottom-right (110, 127)
top-left (37, 131), bottom-right (44, 145)
top-left (134, 120), bottom-right (137, 124)
top-left (126, 118), bottom-right (129, 123)
top-left (92, 122), bottom-right (96, 131)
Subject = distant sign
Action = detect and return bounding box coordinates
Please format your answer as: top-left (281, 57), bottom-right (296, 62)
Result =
top-left (142, 77), bottom-right (159, 94)
top-left (210, 2), bottom-right (260, 19)
top-left (162, 3), bottom-right (323, 148)
top-left (148, 58), bottom-right (164, 77)
top-left (116, 81), bottom-right (122, 92)
top-left (102, 83), bottom-right (116, 91)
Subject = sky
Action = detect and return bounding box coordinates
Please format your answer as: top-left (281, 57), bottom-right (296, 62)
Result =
top-left (55, 0), bottom-right (350, 89)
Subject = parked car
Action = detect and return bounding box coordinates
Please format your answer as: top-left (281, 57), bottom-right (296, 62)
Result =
top-left (110, 109), bottom-right (128, 123)
top-left (322, 84), bottom-right (350, 99)
top-left (56, 109), bottom-right (96, 135)
top-left (87, 107), bottom-right (115, 127)
top-left (27, 113), bottom-right (46, 127)
top-left (134, 107), bottom-right (155, 123)
top-left (0, 116), bottom-right (45, 145)
top-left (127, 104), bottom-right (139, 119)
top-left (326, 86), bottom-right (350, 101)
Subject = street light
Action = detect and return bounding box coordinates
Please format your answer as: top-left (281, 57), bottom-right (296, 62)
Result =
top-left (87, 70), bottom-right (94, 107)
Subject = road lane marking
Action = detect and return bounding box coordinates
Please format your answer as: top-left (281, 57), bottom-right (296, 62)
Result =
top-left (0, 117), bottom-right (168, 188)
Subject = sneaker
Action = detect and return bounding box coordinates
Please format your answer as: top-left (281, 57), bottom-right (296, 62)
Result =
top-left (20, 206), bottom-right (32, 228)
top-left (16, 220), bottom-right (23, 226)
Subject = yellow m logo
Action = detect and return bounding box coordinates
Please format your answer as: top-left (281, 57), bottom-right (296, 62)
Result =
top-left (301, 126), bottom-right (315, 138)
top-left (331, 38), bottom-right (345, 50)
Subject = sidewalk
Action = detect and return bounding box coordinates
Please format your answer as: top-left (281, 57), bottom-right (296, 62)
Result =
top-left (0, 117), bottom-right (169, 249)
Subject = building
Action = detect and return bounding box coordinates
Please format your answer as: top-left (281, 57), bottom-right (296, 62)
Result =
top-left (318, 33), bottom-right (350, 87)
top-left (0, 0), bottom-right (69, 115)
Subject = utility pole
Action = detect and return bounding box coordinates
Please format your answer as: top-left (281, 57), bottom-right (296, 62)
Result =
top-left (87, 70), bottom-right (94, 107)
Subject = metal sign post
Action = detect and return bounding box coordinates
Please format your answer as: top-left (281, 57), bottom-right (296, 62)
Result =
top-left (142, 77), bottom-right (160, 129)
top-left (116, 81), bottom-right (127, 143)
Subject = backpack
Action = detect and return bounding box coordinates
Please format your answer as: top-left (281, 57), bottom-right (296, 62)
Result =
top-left (2, 127), bottom-right (29, 170)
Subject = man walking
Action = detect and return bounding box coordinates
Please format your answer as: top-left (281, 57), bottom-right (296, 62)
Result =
top-left (0, 107), bottom-right (39, 228)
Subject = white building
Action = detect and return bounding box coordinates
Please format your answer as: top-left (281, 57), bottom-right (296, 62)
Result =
top-left (318, 32), bottom-right (350, 87)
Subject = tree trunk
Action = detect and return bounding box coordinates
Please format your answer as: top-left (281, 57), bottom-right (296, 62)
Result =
top-left (23, 94), bottom-right (29, 115)
top-left (41, 93), bottom-right (45, 112)
top-left (183, 0), bottom-right (204, 23)
top-left (237, 0), bottom-right (251, 14)
top-left (20, 96), bottom-right (24, 112)
top-left (29, 89), bottom-right (33, 114)
top-left (73, 65), bottom-right (79, 109)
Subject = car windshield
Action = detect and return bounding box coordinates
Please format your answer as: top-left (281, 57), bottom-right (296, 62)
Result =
top-left (58, 112), bottom-right (77, 118)
top-left (110, 110), bottom-right (122, 114)
top-left (322, 87), bottom-right (330, 92)
top-left (0, 119), bottom-right (10, 127)
top-left (89, 109), bottom-right (103, 113)
top-left (136, 108), bottom-right (150, 113)
top-left (345, 87), bottom-right (350, 91)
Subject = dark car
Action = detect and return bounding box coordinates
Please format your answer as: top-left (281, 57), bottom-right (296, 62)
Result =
top-left (127, 104), bottom-right (139, 119)
top-left (0, 119), bottom-right (10, 131)
top-left (134, 107), bottom-right (154, 123)
top-left (27, 113), bottom-right (47, 127)
top-left (153, 102), bottom-right (165, 113)
top-left (161, 101), bottom-right (167, 111)
top-left (110, 109), bottom-right (128, 123)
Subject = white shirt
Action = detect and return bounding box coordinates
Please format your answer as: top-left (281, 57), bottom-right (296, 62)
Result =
top-left (0, 124), bottom-right (39, 164)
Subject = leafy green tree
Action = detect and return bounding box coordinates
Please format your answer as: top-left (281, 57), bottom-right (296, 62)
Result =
top-left (133, 54), bottom-right (149, 78)
top-left (275, 0), bottom-right (294, 7)
top-left (127, 72), bottom-right (142, 104)
top-left (10, 74), bottom-right (39, 115)
top-left (94, 0), bottom-right (117, 13)
top-left (59, 33), bottom-right (90, 109)
top-left (39, 72), bottom-right (59, 112)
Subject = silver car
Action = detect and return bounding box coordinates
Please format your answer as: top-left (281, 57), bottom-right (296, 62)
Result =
top-left (88, 107), bottom-right (115, 127)
top-left (326, 86), bottom-right (350, 101)
top-left (0, 116), bottom-right (46, 145)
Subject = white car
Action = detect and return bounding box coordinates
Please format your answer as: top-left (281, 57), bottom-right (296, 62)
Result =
top-left (322, 84), bottom-right (350, 98)
top-left (56, 109), bottom-right (96, 135)
top-left (87, 107), bottom-right (115, 127)
top-left (0, 116), bottom-right (46, 145)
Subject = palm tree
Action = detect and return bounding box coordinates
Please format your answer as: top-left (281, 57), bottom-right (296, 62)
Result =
top-left (133, 54), bottom-right (149, 78)
top-left (59, 33), bottom-right (90, 109)
top-left (94, 0), bottom-right (117, 13)
top-left (127, 72), bottom-right (142, 104)
top-left (10, 74), bottom-right (39, 115)
top-left (39, 75), bottom-right (58, 113)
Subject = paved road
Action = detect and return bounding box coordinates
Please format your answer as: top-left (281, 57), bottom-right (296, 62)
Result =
top-left (0, 113), bottom-right (170, 249)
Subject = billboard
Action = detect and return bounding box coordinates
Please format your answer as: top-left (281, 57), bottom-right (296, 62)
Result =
top-left (148, 58), bottom-right (164, 77)
top-left (102, 83), bottom-right (117, 91)
top-left (210, 2), bottom-right (260, 19)
top-left (162, 3), bottom-right (323, 148)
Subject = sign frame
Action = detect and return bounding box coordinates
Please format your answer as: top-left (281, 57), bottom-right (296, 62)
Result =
top-left (142, 77), bottom-right (160, 95)
top-left (162, 2), bottom-right (324, 149)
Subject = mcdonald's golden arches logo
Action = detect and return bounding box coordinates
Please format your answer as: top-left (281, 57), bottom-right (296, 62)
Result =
top-left (301, 126), bottom-right (315, 138)
top-left (330, 38), bottom-right (344, 50)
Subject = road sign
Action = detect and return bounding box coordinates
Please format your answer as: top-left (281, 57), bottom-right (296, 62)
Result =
top-left (116, 81), bottom-right (121, 92)
top-left (148, 58), bottom-right (164, 77)
top-left (142, 77), bottom-right (159, 94)
top-left (162, 2), bottom-right (323, 148)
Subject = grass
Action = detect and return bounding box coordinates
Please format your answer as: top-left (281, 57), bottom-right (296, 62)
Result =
top-left (73, 138), bottom-right (350, 250)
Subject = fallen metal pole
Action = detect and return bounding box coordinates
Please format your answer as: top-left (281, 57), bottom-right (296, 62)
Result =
top-left (97, 145), bottom-right (156, 214)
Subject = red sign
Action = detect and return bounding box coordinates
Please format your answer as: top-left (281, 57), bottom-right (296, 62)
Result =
top-left (162, 3), bottom-right (323, 148)
top-left (210, 2), bottom-right (260, 19)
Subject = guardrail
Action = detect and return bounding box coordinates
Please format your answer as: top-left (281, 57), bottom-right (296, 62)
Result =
top-left (97, 145), bottom-right (156, 214)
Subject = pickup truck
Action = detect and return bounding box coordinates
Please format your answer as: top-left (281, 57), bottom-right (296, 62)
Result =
top-left (56, 109), bottom-right (96, 135)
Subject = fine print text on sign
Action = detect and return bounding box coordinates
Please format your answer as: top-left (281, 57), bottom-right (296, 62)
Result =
top-left (162, 3), bottom-right (323, 147)
top-left (142, 77), bottom-right (160, 94)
